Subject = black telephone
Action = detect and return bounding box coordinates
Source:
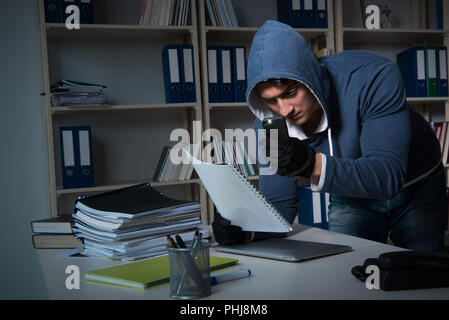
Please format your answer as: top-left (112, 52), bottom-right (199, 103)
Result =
top-left (352, 250), bottom-right (449, 291)
top-left (262, 116), bottom-right (290, 141)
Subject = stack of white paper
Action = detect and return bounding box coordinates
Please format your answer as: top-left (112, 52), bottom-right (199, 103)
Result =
top-left (72, 183), bottom-right (204, 260)
top-left (50, 79), bottom-right (108, 107)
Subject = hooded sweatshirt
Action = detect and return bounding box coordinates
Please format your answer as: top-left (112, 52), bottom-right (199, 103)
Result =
top-left (247, 21), bottom-right (441, 201)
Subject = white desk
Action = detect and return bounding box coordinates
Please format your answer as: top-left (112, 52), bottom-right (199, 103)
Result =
top-left (37, 224), bottom-right (449, 300)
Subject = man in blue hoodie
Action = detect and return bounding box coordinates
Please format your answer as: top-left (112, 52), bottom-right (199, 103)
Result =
top-left (212, 21), bottom-right (447, 252)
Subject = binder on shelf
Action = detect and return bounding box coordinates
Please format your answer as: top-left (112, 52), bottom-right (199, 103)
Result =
top-left (297, 187), bottom-right (329, 230)
top-left (396, 47), bottom-right (427, 97)
top-left (426, 0), bottom-right (441, 29)
top-left (77, 126), bottom-right (94, 188)
top-left (218, 46), bottom-right (234, 102)
top-left (232, 46), bottom-right (247, 102)
top-left (60, 127), bottom-right (79, 189)
top-left (277, 0), bottom-right (290, 26)
top-left (315, 0), bottom-right (327, 28)
top-left (207, 46), bottom-right (220, 102)
top-left (78, 0), bottom-right (94, 24)
top-left (180, 45), bottom-right (196, 103)
top-left (162, 45), bottom-right (184, 103)
top-left (437, 0), bottom-right (444, 30)
top-left (437, 47), bottom-right (448, 97)
top-left (302, 0), bottom-right (316, 28)
top-left (426, 47), bottom-right (438, 97)
top-left (44, 0), bottom-right (62, 23)
top-left (291, 0), bottom-right (304, 28)
top-left (277, 0), bottom-right (303, 28)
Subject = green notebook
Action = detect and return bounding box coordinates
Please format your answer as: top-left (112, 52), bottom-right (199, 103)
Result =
top-left (84, 255), bottom-right (238, 290)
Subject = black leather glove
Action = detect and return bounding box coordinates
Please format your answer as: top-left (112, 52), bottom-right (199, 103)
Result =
top-left (212, 211), bottom-right (249, 245)
top-left (268, 135), bottom-right (316, 178)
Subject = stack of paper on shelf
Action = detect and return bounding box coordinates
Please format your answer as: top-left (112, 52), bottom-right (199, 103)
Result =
top-left (72, 182), bottom-right (205, 260)
top-left (139, 0), bottom-right (192, 26)
top-left (153, 145), bottom-right (194, 182)
top-left (205, 0), bottom-right (240, 27)
top-left (50, 79), bottom-right (108, 107)
top-left (31, 214), bottom-right (82, 249)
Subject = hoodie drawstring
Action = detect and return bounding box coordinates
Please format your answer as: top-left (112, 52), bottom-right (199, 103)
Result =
top-left (328, 128), bottom-right (334, 157)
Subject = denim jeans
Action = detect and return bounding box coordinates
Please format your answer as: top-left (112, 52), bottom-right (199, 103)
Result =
top-left (328, 164), bottom-right (448, 252)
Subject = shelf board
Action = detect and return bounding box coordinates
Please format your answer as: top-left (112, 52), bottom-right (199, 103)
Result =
top-left (50, 103), bottom-right (198, 114)
top-left (406, 97), bottom-right (449, 104)
top-left (45, 23), bottom-right (194, 40)
top-left (342, 27), bottom-right (447, 45)
top-left (205, 26), bottom-right (329, 42)
top-left (209, 102), bottom-right (248, 109)
top-left (56, 178), bottom-right (201, 196)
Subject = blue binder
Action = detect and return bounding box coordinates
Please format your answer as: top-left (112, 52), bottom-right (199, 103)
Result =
top-left (302, 0), bottom-right (316, 28)
top-left (277, 0), bottom-right (291, 25)
top-left (207, 46), bottom-right (220, 103)
top-left (396, 47), bottom-right (428, 97)
top-left (218, 46), bottom-right (234, 102)
top-left (162, 45), bottom-right (184, 103)
top-left (232, 46), bottom-right (247, 102)
top-left (180, 45), bottom-right (196, 103)
top-left (291, 0), bottom-right (304, 28)
top-left (437, 0), bottom-right (443, 29)
top-left (297, 187), bottom-right (329, 229)
top-left (60, 127), bottom-right (79, 189)
top-left (437, 47), bottom-right (448, 97)
top-left (76, 126), bottom-right (94, 188)
top-left (315, 0), bottom-right (327, 28)
top-left (78, 0), bottom-right (94, 24)
top-left (44, 0), bottom-right (62, 23)
top-left (277, 0), bottom-right (303, 28)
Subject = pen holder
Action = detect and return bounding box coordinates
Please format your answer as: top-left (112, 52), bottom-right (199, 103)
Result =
top-left (168, 244), bottom-right (211, 299)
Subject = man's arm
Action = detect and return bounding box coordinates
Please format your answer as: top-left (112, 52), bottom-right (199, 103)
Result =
top-left (320, 62), bottom-right (410, 199)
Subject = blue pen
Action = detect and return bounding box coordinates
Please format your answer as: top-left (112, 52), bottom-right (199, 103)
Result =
top-left (210, 268), bottom-right (252, 285)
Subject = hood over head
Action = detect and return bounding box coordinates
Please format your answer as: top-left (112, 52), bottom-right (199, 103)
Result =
top-left (246, 20), bottom-right (331, 140)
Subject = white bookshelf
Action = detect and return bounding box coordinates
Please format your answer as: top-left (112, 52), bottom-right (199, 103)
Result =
top-left (37, 0), bottom-right (208, 222)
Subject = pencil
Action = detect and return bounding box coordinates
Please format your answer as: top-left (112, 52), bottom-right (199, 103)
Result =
top-left (166, 235), bottom-right (178, 248)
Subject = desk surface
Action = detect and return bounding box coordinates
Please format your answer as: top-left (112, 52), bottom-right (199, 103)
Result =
top-left (37, 225), bottom-right (449, 300)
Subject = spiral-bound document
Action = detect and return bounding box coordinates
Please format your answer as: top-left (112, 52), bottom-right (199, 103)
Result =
top-left (190, 154), bottom-right (292, 233)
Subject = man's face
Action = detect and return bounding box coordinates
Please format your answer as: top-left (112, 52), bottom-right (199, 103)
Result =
top-left (257, 81), bottom-right (321, 127)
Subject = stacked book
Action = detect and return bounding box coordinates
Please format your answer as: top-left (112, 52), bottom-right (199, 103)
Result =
top-left (72, 182), bottom-right (206, 261)
top-left (31, 214), bottom-right (82, 249)
top-left (205, 0), bottom-right (239, 27)
top-left (211, 135), bottom-right (256, 177)
top-left (139, 0), bottom-right (191, 26)
top-left (50, 79), bottom-right (108, 107)
top-left (153, 145), bottom-right (194, 182)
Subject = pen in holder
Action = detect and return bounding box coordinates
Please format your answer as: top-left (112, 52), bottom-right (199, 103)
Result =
top-left (168, 240), bottom-right (211, 299)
